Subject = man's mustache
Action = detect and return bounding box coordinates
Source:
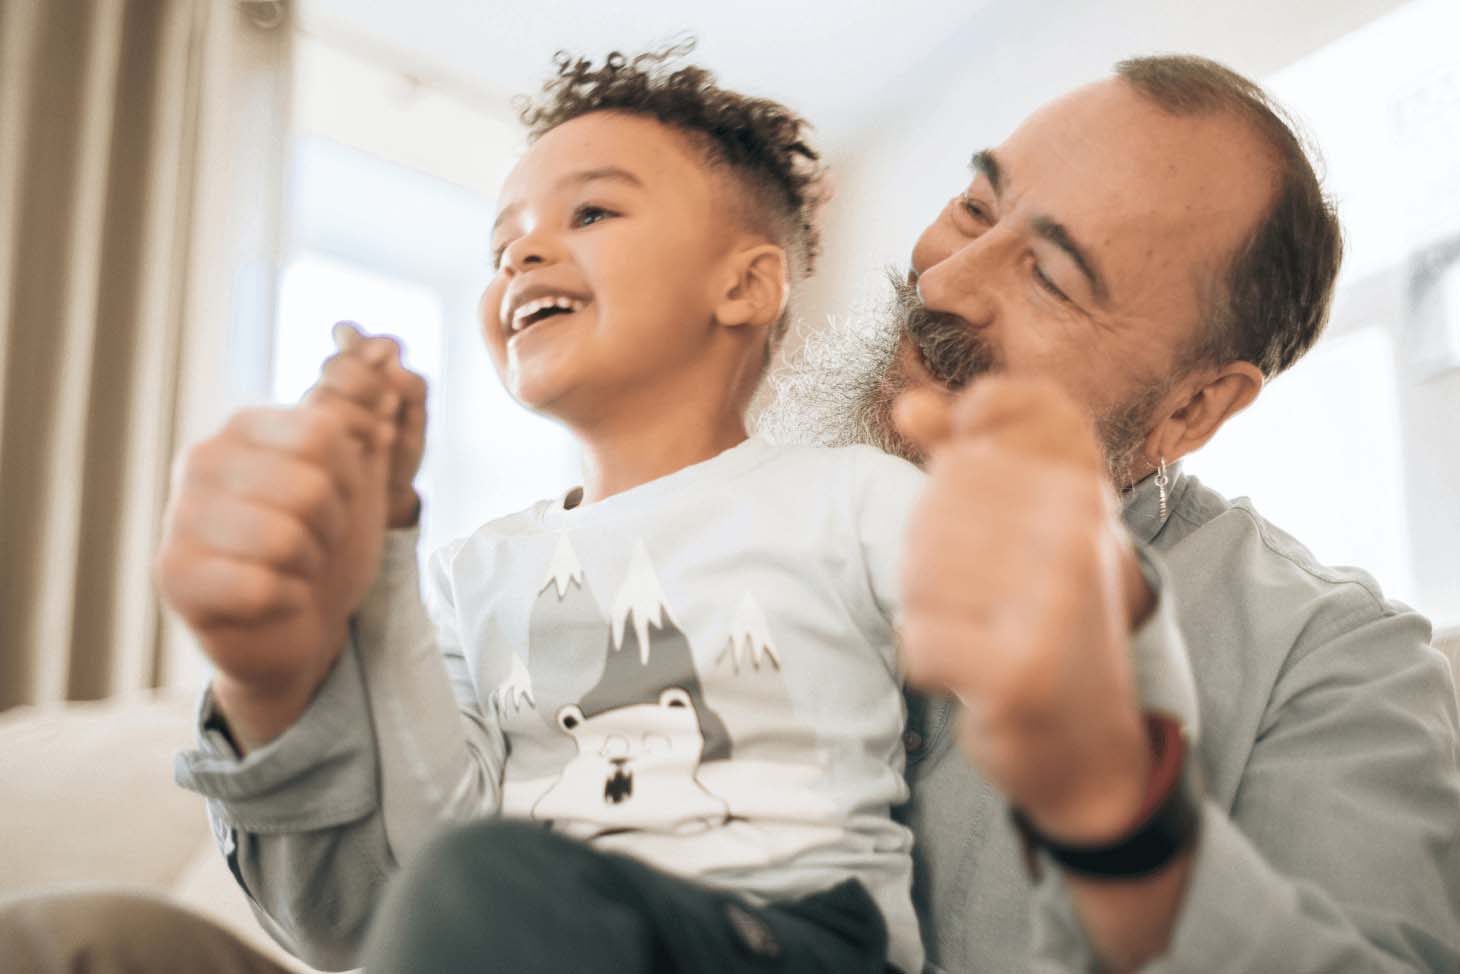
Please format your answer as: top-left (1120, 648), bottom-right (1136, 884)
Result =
top-left (892, 275), bottom-right (995, 390)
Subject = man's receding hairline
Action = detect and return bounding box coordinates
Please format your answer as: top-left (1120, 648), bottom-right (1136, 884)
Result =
top-left (1118, 79), bottom-right (1283, 375)
top-left (1110, 54), bottom-right (1343, 379)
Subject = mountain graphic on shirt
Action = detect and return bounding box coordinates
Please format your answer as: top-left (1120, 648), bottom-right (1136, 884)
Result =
top-left (705, 591), bottom-right (817, 761)
top-left (524, 533), bottom-right (611, 724)
top-left (576, 540), bottom-right (731, 762)
top-left (494, 651), bottom-right (536, 716)
top-left (718, 591), bottom-right (781, 674)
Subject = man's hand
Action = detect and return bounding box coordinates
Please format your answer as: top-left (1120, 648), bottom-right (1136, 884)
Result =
top-left (154, 325), bottom-right (428, 751)
top-left (894, 376), bottom-right (1154, 843)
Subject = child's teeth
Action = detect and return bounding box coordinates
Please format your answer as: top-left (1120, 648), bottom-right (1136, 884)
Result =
top-left (510, 296), bottom-right (585, 335)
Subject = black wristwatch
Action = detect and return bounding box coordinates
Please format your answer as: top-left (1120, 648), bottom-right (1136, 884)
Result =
top-left (1010, 713), bottom-right (1200, 880)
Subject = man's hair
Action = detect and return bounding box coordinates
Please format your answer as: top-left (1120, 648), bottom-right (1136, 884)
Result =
top-left (1115, 55), bottom-right (1343, 379)
top-left (518, 43), bottom-right (827, 355)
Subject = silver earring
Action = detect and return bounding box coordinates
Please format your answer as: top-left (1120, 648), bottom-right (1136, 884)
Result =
top-left (1155, 456), bottom-right (1170, 520)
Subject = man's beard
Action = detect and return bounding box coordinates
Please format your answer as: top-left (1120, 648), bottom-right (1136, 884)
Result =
top-left (756, 271), bottom-right (1162, 489)
top-left (756, 273), bottom-right (993, 465)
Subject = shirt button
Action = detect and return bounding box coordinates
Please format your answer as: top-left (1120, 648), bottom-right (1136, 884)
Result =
top-left (903, 730), bottom-right (925, 753)
top-left (725, 903), bottom-right (780, 958)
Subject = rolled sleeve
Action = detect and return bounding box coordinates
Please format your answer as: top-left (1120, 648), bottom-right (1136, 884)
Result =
top-left (173, 641), bottom-right (379, 834)
top-left (167, 526), bottom-right (438, 968)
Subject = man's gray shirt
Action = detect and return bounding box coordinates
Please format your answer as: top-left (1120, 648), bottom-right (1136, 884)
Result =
top-left (175, 466), bottom-right (1460, 972)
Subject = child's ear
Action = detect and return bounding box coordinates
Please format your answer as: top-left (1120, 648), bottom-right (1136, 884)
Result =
top-left (713, 243), bottom-right (789, 330)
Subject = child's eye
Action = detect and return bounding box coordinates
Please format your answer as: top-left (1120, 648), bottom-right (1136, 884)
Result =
top-left (491, 244), bottom-right (507, 270)
top-left (572, 204), bottom-right (616, 228)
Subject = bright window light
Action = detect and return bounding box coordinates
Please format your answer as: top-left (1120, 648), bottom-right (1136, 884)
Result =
top-left (1184, 327), bottom-right (1413, 604)
top-left (1442, 262), bottom-right (1460, 370)
top-left (272, 253), bottom-right (444, 405)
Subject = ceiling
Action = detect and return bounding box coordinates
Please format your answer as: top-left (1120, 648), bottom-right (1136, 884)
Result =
top-left (297, 0), bottom-right (991, 150)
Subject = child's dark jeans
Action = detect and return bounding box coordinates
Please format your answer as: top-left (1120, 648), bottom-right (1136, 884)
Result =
top-left (363, 819), bottom-right (893, 973)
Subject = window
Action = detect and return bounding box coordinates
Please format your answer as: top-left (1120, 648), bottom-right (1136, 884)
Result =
top-left (273, 253), bottom-right (444, 406)
top-left (1183, 327), bottom-right (1413, 600)
top-left (1183, 0), bottom-right (1460, 626)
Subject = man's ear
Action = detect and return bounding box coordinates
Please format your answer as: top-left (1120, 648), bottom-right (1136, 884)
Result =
top-left (713, 243), bottom-right (789, 330)
top-left (1143, 360), bottom-right (1264, 466)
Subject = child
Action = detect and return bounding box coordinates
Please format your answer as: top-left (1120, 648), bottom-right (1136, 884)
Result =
top-left (171, 49), bottom-right (926, 974)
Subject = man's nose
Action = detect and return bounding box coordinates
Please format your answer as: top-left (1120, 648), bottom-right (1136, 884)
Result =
top-left (916, 239), bottom-right (999, 325)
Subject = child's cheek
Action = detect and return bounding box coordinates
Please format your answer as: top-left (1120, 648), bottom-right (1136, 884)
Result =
top-left (478, 281), bottom-right (510, 372)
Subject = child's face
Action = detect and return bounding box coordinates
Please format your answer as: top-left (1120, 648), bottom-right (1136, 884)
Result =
top-left (482, 111), bottom-right (737, 421)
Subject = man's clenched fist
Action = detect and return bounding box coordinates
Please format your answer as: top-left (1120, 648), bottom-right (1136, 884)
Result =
top-left (154, 325), bottom-right (428, 750)
top-left (894, 376), bottom-right (1155, 845)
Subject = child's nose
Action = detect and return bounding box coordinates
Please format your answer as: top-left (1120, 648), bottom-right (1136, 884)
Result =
top-left (501, 230), bottom-right (560, 274)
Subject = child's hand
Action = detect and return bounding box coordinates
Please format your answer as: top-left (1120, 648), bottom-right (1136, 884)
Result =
top-left (319, 322), bottom-right (429, 529)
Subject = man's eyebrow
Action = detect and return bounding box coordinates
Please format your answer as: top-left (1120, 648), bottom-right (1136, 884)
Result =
top-left (1032, 215), bottom-right (1109, 305)
top-left (970, 149), bottom-right (1002, 196)
top-left (492, 166), bottom-right (645, 233)
top-left (969, 148), bottom-right (1109, 305)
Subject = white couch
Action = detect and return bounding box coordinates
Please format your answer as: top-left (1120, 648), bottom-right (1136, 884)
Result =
top-left (0, 690), bottom-right (317, 972)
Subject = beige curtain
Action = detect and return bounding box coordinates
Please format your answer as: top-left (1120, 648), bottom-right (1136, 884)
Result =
top-left (0, 0), bottom-right (293, 711)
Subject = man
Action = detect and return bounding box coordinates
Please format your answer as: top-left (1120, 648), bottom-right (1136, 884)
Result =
top-left (765, 54), bottom-right (1459, 971)
top-left (4, 54), bottom-right (1456, 974)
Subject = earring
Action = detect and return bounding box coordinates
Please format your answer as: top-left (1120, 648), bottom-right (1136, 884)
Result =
top-left (1155, 456), bottom-right (1170, 520)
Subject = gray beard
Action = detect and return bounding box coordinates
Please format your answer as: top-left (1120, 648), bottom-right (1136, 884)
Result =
top-left (755, 272), bottom-right (1162, 489)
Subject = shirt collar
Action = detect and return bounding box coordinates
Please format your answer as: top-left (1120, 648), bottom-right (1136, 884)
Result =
top-left (1122, 461), bottom-right (1183, 545)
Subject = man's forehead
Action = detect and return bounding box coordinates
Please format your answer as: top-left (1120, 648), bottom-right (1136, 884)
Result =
top-left (990, 79), bottom-right (1275, 284)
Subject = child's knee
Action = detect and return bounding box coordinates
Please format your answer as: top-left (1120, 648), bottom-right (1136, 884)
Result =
top-left (407, 818), bottom-right (602, 910)
top-left (370, 820), bottom-right (643, 973)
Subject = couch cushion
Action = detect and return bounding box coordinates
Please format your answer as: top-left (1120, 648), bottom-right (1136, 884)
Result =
top-left (0, 690), bottom-right (206, 893)
top-left (0, 690), bottom-right (336, 971)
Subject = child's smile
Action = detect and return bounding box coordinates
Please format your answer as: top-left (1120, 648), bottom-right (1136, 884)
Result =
top-left (504, 291), bottom-right (592, 337)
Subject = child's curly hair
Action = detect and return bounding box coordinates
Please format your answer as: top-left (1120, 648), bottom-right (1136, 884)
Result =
top-left (518, 43), bottom-right (828, 315)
